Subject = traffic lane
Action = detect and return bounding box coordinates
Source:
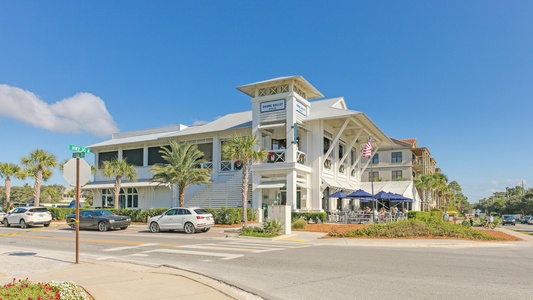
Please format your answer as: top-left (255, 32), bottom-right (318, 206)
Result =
top-left (0, 223), bottom-right (238, 255)
top-left (178, 243), bottom-right (533, 300)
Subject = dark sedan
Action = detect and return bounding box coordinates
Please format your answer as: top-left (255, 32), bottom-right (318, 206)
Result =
top-left (66, 209), bottom-right (131, 232)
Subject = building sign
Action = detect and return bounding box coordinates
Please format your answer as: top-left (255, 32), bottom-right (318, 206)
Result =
top-left (260, 99), bottom-right (286, 113)
top-left (296, 101), bottom-right (307, 116)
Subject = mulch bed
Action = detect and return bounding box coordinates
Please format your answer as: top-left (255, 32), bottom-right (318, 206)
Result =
top-left (292, 223), bottom-right (522, 241)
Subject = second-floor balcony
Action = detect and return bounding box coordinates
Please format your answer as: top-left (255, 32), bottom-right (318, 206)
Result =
top-left (264, 149), bottom-right (307, 165)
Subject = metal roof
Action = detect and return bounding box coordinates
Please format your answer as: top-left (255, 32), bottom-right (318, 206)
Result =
top-left (237, 75), bottom-right (324, 99)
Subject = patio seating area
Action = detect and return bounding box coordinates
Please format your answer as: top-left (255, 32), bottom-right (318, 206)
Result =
top-left (327, 210), bottom-right (408, 224)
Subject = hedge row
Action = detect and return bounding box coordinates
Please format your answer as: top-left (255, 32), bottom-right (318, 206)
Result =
top-left (48, 207), bottom-right (168, 222)
top-left (47, 206), bottom-right (257, 225)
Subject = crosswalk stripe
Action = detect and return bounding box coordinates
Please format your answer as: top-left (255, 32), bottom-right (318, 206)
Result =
top-left (144, 248), bottom-right (243, 261)
top-left (104, 243), bottom-right (158, 252)
top-left (178, 244), bottom-right (284, 253)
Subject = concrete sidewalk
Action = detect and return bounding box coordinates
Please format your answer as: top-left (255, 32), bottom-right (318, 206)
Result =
top-left (30, 260), bottom-right (257, 300)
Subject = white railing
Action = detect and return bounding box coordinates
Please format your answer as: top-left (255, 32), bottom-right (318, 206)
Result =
top-left (220, 160), bottom-right (243, 172)
top-left (196, 162), bottom-right (213, 169)
top-left (266, 150), bottom-right (286, 163)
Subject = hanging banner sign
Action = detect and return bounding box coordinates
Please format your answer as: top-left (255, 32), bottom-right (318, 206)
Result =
top-left (260, 99), bottom-right (286, 113)
top-left (296, 101), bottom-right (307, 116)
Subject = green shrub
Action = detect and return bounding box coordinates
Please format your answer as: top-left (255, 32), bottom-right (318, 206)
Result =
top-left (292, 219), bottom-right (307, 229)
top-left (208, 207), bottom-right (257, 225)
top-left (331, 219), bottom-right (499, 240)
top-left (240, 226), bottom-right (278, 238)
top-left (48, 208), bottom-right (76, 221)
top-left (262, 218), bottom-right (284, 235)
top-left (291, 212), bottom-right (326, 223)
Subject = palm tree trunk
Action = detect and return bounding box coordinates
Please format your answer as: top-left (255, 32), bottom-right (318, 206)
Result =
top-left (179, 186), bottom-right (185, 207)
top-left (34, 170), bottom-right (42, 207)
top-left (242, 163), bottom-right (249, 227)
top-left (114, 177), bottom-right (121, 209)
top-left (5, 178), bottom-right (11, 211)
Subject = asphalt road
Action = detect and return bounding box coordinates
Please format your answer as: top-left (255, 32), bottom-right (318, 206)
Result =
top-left (1, 223), bottom-right (532, 300)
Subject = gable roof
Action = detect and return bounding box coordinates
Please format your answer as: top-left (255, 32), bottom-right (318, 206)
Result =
top-left (88, 98), bottom-right (391, 149)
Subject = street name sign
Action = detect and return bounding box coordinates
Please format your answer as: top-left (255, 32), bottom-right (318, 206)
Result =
top-left (69, 145), bottom-right (90, 153)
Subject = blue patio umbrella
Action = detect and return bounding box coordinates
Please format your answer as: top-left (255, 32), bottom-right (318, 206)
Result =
top-left (328, 191), bottom-right (347, 198)
top-left (391, 194), bottom-right (413, 202)
top-left (374, 191), bottom-right (394, 200)
top-left (347, 189), bottom-right (372, 198)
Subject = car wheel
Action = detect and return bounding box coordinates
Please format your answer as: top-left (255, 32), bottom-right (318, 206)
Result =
top-left (120, 227), bottom-right (128, 230)
top-left (98, 222), bottom-right (108, 232)
top-left (44, 223), bottom-right (50, 227)
top-left (69, 224), bottom-right (75, 229)
top-left (201, 228), bottom-right (210, 232)
top-left (3, 219), bottom-right (9, 227)
top-left (20, 219), bottom-right (27, 229)
top-left (184, 222), bottom-right (195, 234)
top-left (149, 222), bottom-right (160, 233)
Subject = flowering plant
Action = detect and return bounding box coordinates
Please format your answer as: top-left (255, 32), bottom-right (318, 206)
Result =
top-left (0, 278), bottom-right (89, 300)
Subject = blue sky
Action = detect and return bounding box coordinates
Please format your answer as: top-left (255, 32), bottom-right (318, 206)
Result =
top-left (1, 1), bottom-right (532, 202)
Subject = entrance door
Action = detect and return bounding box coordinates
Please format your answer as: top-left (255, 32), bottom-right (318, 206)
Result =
top-left (276, 191), bottom-right (287, 205)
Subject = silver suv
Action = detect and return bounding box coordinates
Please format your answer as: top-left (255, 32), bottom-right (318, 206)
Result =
top-left (3, 206), bottom-right (52, 228)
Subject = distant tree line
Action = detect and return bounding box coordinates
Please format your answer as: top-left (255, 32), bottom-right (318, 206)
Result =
top-left (473, 185), bottom-right (533, 216)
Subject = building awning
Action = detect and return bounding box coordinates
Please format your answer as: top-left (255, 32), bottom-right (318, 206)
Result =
top-left (323, 177), bottom-right (343, 190)
top-left (256, 182), bottom-right (285, 189)
top-left (82, 181), bottom-right (168, 190)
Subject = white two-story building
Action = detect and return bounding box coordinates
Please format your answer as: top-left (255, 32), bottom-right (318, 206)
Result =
top-left (84, 76), bottom-right (421, 213)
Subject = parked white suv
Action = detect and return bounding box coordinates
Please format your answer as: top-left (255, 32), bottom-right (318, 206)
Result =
top-left (3, 206), bottom-right (52, 228)
top-left (147, 207), bottom-right (214, 234)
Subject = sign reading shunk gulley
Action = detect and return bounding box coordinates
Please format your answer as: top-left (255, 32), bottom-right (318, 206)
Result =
top-left (260, 99), bottom-right (286, 113)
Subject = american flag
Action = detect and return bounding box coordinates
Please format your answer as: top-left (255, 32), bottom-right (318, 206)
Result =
top-left (362, 138), bottom-right (372, 158)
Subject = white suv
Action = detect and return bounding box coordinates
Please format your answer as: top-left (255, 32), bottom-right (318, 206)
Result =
top-left (148, 207), bottom-right (214, 234)
top-left (3, 206), bottom-right (52, 228)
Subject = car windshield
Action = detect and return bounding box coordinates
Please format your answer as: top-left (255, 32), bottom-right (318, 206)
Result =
top-left (95, 210), bottom-right (113, 217)
top-left (503, 216), bottom-right (514, 220)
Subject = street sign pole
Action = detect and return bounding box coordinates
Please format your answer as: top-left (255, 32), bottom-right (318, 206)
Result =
top-left (66, 144), bottom-right (91, 264)
top-left (76, 157), bottom-right (80, 264)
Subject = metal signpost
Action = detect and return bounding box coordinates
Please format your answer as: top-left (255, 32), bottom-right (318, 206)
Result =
top-left (63, 145), bottom-right (91, 264)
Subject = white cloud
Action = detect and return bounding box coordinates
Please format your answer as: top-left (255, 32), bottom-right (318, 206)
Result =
top-left (0, 84), bottom-right (118, 138)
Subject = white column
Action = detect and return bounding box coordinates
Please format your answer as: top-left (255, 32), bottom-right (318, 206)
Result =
top-left (287, 170), bottom-right (297, 210)
top-left (143, 144), bottom-right (148, 166)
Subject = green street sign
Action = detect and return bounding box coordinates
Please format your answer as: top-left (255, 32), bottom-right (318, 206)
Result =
top-left (69, 145), bottom-right (90, 153)
top-left (72, 152), bottom-right (86, 158)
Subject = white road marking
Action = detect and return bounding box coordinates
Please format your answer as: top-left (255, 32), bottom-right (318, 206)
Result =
top-left (103, 243), bottom-right (158, 252)
top-left (143, 248), bottom-right (243, 261)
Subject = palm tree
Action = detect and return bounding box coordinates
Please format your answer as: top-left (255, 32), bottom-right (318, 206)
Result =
top-left (101, 158), bottom-right (137, 209)
top-left (150, 141), bottom-right (211, 207)
top-left (21, 149), bottom-right (57, 207)
top-left (414, 174), bottom-right (433, 211)
top-left (42, 186), bottom-right (59, 203)
top-left (0, 163), bottom-right (27, 211)
top-left (221, 134), bottom-right (266, 227)
top-left (431, 173), bottom-right (448, 210)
